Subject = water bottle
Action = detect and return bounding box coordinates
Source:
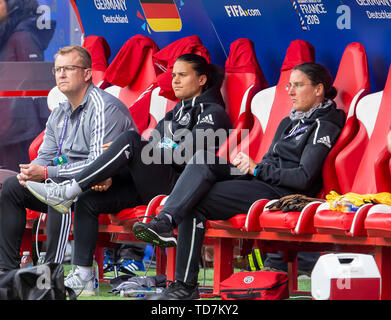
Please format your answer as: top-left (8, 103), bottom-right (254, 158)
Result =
top-left (37, 252), bottom-right (46, 265)
top-left (20, 251), bottom-right (33, 268)
top-left (333, 200), bottom-right (359, 213)
top-left (92, 259), bottom-right (100, 296)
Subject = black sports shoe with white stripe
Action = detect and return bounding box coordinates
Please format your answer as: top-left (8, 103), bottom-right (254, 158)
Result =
top-left (132, 215), bottom-right (177, 247)
top-left (143, 281), bottom-right (200, 300)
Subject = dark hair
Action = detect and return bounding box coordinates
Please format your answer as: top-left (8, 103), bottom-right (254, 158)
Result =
top-left (175, 53), bottom-right (224, 91)
top-left (293, 62), bottom-right (337, 100)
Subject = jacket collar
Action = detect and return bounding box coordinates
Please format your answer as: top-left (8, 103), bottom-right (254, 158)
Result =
top-left (59, 83), bottom-right (95, 115)
top-left (289, 99), bottom-right (333, 121)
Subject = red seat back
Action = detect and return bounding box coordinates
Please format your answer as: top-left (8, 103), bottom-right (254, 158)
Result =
top-left (217, 38), bottom-right (268, 160)
top-left (335, 65), bottom-right (391, 194)
top-left (103, 35), bottom-right (159, 132)
top-left (82, 35), bottom-right (111, 87)
top-left (321, 42), bottom-right (370, 194)
top-left (29, 86), bottom-right (68, 161)
top-left (229, 39), bottom-right (315, 163)
top-left (222, 38), bottom-right (268, 127)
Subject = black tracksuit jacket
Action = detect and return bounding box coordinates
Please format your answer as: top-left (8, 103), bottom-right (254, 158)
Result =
top-left (150, 85), bottom-right (232, 172)
top-left (254, 101), bottom-right (345, 196)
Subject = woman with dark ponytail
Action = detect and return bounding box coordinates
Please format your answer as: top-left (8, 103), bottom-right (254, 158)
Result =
top-left (292, 62), bottom-right (337, 100)
top-left (175, 53), bottom-right (225, 92)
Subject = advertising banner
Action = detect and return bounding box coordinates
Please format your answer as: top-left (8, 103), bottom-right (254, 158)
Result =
top-left (72, 0), bottom-right (391, 91)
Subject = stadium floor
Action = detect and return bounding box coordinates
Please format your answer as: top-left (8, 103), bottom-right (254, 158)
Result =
top-left (64, 264), bottom-right (312, 300)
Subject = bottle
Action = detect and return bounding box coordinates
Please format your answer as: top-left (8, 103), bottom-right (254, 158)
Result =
top-left (37, 252), bottom-right (46, 265)
top-left (333, 199), bottom-right (359, 213)
top-left (92, 259), bottom-right (100, 296)
top-left (20, 251), bottom-right (33, 268)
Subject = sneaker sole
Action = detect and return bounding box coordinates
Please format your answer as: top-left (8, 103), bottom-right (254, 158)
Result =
top-left (133, 224), bottom-right (177, 248)
top-left (79, 289), bottom-right (97, 297)
top-left (26, 184), bottom-right (71, 214)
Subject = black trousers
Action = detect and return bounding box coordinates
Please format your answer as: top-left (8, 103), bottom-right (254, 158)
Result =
top-left (160, 150), bottom-right (292, 285)
top-left (71, 130), bottom-right (180, 266)
top-left (0, 176), bottom-right (72, 270)
top-left (263, 251), bottom-right (320, 272)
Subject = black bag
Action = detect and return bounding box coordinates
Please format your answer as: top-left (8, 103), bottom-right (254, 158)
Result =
top-left (0, 262), bottom-right (76, 300)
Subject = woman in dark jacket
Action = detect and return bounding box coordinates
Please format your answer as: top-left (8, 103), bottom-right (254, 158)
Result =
top-left (133, 62), bottom-right (345, 299)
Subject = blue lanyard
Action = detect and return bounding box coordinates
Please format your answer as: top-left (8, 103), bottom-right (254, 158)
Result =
top-left (57, 111), bottom-right (83, 156)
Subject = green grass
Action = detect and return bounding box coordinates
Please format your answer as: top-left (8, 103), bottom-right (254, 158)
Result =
top-left (64, 264), bottom-right (312, 300)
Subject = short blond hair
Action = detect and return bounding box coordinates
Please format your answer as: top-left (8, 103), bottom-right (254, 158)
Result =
top-left (54, 45), bottom-right (92, 68)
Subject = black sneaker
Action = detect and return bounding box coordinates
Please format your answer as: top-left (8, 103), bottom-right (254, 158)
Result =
top-left (133, 215), bottom-right (177, 247)
top-left (143, 281), bottom-right (200, 300)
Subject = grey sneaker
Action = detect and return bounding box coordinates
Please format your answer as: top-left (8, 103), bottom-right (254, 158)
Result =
top-left (26, 179), bottom-right (75, 214)
top-left (65, 267), bottom-right (95, 297)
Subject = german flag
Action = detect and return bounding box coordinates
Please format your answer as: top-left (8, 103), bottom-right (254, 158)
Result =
top-left (139, 0), bottom-right (182, 32)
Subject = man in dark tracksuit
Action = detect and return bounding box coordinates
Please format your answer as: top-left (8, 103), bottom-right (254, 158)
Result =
top-left (138, 98), bottom-right (345, 299)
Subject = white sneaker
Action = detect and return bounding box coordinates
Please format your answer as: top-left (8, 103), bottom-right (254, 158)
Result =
top-left (65, 267), bottom-right (95, 297)
top-left (26, 179), bottom-right (77, 214)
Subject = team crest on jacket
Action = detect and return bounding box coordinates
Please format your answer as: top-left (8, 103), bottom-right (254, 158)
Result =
top-left (317, 135), bottom-right (331, 148)
top-left (178, 112), bottom-right (190, 125)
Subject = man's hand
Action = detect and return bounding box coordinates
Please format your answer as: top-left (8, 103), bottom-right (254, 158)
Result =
top-left (91, 177), bottom-right (112, 192)
top-left (231, 152), bottom-right (257, 175)
top-left (17, 163), bottom-right (45, 187)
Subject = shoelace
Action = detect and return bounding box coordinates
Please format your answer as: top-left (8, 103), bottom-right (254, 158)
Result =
top-left (43, 178), bottom-right (69, 200)
top-left (65, 269), bottom-right (89, 289)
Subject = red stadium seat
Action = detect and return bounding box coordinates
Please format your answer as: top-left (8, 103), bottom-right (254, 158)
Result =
top-left (207, 39), bottom-right (315, 232)
top-left (323, 42), bottom-right (371, 195)
top-left (28, 86), bottom-right (67, 161)
top-left (104, 35), bottom-right (159, 133)
top-left (136, 85), bottom-right (178, 140)
top-left (217, 38), bottom-right (268, 160)
top-left (362, 67), bottom-right (391, 237)
top-left (365, 204), bottom-right (391, 237)
top-left (315, 65), bottom-right (391, 237)
top-left (259, 42), bottom-right (371, 235)
top-left (82, 35), bottom-right (111, 87)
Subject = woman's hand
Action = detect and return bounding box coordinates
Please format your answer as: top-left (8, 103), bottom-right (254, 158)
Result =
top-left (232, 152), bottom-right (257, 175)
top-left (91, 177), bottom-right (112, 192)
top-left (102, 142), bottom-right (112, 152)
